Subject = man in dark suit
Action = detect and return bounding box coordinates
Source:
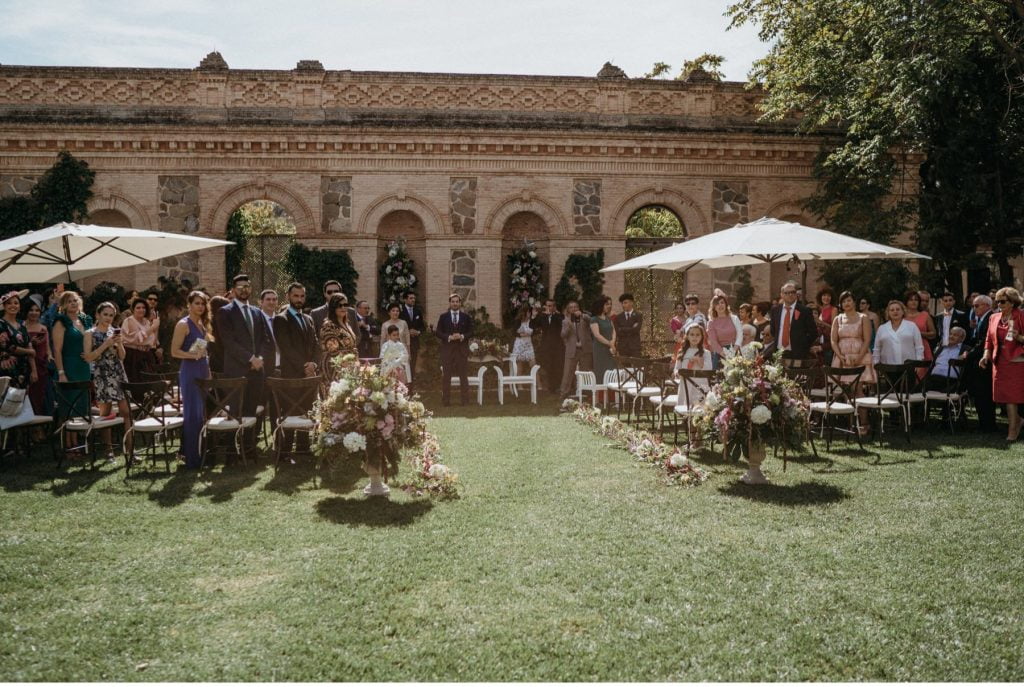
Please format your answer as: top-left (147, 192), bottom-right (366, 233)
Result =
top-left (258, 289), bottom-right (280, 377)
top-left (310, 280), bottom-right (344, 333)
top-left (964, 294), bottom-right (996, 431)
top-left (612, 292), bottom-right (643, 357)
top-left (213, 274), bottom-right (275, 422)
top-left (531, 298), bottom-right (564, 395)
top-left (398, 290), bottom-right (425, 380)
top-left (272, 282), bottom-right (320, 456)
top-left (768, 281), bottom-right (819, 359)
top-left (354, 300), bottom-right (379, 359)
top-left (937, 291), bottom-right (970, 347)
top-left (435, 293), bottom-right (474, 406)
top-left (559, 300), bottom-right (593, 399)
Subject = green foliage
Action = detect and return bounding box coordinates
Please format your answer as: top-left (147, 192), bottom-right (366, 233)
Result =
top-left (0, 151), bottom-right (95, 240)
top-left (225, 202), bottom-right (296, 285)
top-left (643, 61), bottom-right (672, 79)
top-left (553, 250), bottom-right (605, 312)
top-left (624, 206), bottom-right (685, 239)
top-left (504, 245), bottom-right (546, 324)
top-left (224, 210), bottom-right (249, 282)
top-left (729, 266), bottom-right (755, 305)
top-left (642, 54), bottom-right (726, 82)
top-left (728, 0), bottom-right (1024, 287)
top-left (465, 306), bottom-right (512, 346)
top-left (83, 281), bottom-right (126, 319)
top-left (283, 243), bottom-right (358, 308)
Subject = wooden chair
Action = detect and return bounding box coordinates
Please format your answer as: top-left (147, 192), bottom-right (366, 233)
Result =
top-left (808, 366), bottom-right (865, 451)
top-left (54, 380), bottom-right (123, 469)
top-left (673, 369), bottom-right (715, 447)
top-left (647, 361), bottom-right (679, 435)
top-left (923, 359), bottom-right (970, 433)
top-left (855, 362), bottom-right (913, 445)
top-left (195, 377), bottom-right (259, 467)
top-left (122, 380), bottom-right (184, 475)
top-left (266, 376), bottom-right (321, 465)
top-left (903, 359), bottom-right (932, 426)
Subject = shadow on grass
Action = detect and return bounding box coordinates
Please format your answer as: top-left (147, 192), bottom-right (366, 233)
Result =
top-left (315, 495), bottom-right (433, 527)
top-left (263, 456), bottom-right (364, 496)
top-left (147, 466), bottom-right (199, 508)
top-left (719, 479), bottom-right (850, 506)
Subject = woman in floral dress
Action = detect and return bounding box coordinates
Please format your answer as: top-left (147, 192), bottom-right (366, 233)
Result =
top-left (0, 291), bottom-right (36, 390)
top-left (510, 304), bottom-right (536, 375)
top-left (83, 302), bottom-right (132, 461)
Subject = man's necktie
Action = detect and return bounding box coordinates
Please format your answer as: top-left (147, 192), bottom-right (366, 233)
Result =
top-left (781, 306), bottom-right (792, 348)
top-left (242, 305), bottom-right (255, 349)
top-left (453, 312), bottom-right (458, 327)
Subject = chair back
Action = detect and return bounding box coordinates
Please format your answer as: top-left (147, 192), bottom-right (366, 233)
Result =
top-left (615, 355), bottom-right (648, 389)
top-left (649, 360), bottom-right (676, 398)
top-left (821, 366), bottom-right (864, 406)
top-left (123, 380), bottom-right (175, 426)
top-left (141, 370), bottom-right (180, 409)
top-left (874, 363), bottom-right (912, 404)
top-left (266, 376), bottom-right (321, 421)
top-left (54, 380), bottom-right (94, 425)
top-left (194, 377), bottom-right (247, 423)
top-left (905, 358), bottom-right (932, 395)
top-left (943, 358), bottom-right (968, 394)
top-left (676, 368), bottom-right (714, 408)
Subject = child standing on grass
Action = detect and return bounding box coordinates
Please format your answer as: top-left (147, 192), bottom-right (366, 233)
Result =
top-left (380, 325), bottom-right (409, 384)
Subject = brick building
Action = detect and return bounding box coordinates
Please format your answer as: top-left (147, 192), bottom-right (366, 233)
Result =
top-left (0, 53), bottom-right (835, 322)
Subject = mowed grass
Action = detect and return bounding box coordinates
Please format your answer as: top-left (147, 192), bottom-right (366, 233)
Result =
top-left (1, 395), bottom-right (1023, 681)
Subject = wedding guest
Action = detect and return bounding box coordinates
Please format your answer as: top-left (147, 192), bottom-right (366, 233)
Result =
top-left (213, 274), bottom-right (273, 422)
top-left (559, 300), bottom-right (592, 399)
top-left (830, 291), bottom-right (875, 433)
top-left (510, 304), bottom-right (536, 376)
top-left (531, 298), bottom-right (564, 396)
top-left (207, 296), bottom-right (229, 375)
top-left (121, 298), bottom-right (160, 382)
top-left (259, 288), bottom-right (280, 376)
top-left (673, 323), bottom-right (713, 373)
top-left (905, 290), bottom-right (935, 377)
top-left (937, 291), bottom-right (970, 347)
top-left (272, 283), bottom-right (319, 456)
top-left (82, 302), bottom-right (132, 462)
top-left (612, 293), bottom-right (643, 357)
top-left (24, 300), bottom-right (53, 418)
top-left (980, 287), bottom-right (1024, 441)
top-left (817, 287), bottom-right (837, 326)
top-left (436, 293), bottom-right (474, 406)
top-left (669, 301), bottom-right (687, 338)
top-left (752, 300), bottom-right (772, 345)
top-left (928, 326), bottom-right (968, 392)
top-left (379, 302), bottom-right (410, 352)
top-left (769, 281), bottom-right (819, 359)
top-left (590, 296), bottom-right (616, 404)
top-left (52, 292), bottom-right (92, 454)
top-left (318, 293), bottom-right (358, 381)
top-left (354, 300), bottom-right (379, 359)
top-left (737, 303), bottom-right (753, 327)
top-left (965, 295), bottom-right (996, 431)
top-left (858, 296), bottom-right (880, 350)
top-left (398, 291), bottom-right (424, 378)
top-left (872, 300), bottom-right (924, 366)
top-left (0, 292), bottom-right (36, 389)
top-left (681, 293), bottom-right (708, 334)
top-left (379, 325), bottom-right (410, 384)
top-left (740, 322), bottom-right (757, 347)
top-left (171, 291), bottom-right (211, 470)
top-left (918, 289), bottom-right (940, 348)
top-left (310, 280), bottom-right (344, 333)
top-left (706, 294), bottom-right (742, 368)
top-left (810, 303), bottom-right (834, 364)
top-left (116, 290), bottom-right (140, 326)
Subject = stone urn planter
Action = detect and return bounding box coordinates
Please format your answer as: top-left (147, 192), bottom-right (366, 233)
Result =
top-left (739, 441), bottom-right (769, 485)
top-left (362, 459), bottom-right (391, 497)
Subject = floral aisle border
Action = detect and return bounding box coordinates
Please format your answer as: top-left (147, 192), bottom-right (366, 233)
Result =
top-left (562, 399), bottom-right (708, 487)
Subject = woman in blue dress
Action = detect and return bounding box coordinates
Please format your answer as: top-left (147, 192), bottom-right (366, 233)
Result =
top-left (170, 291), bottom-right (211, 469)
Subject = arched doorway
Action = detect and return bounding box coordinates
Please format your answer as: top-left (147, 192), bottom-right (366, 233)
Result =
top-left (226, 200), bottom-right (297, 296)
top-left (624, 205), bottom-right (687, 349)
top-left (377, 209), bottom-right (426, 313)
top-left (502, 211), bottom-right (550, 324)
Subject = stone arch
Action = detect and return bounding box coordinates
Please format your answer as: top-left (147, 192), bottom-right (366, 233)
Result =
top-left (208, 181), bottom-right (316, 236)
top-left (484, 195), bottom-right (567, 236)
top-left (86, 191), bottom-right (152, 229)
top-left (610, 187), bottom-right (710, 238)
top-left (357, 193), bottom-right (444, 236)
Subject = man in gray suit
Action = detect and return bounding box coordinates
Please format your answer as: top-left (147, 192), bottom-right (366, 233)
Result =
top-left (559, 300), bottom-right (593, 399)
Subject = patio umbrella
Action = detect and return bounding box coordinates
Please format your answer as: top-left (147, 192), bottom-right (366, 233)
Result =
top-left (0, 222), bottom-right (233, 284)
top-left (601, 217), bottom-right (930, 273)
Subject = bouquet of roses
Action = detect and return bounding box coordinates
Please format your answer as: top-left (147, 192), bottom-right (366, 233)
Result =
top-left (313, 355), bottom-right (429, 479)
top-left (693, 344), bottom-right (810, 460)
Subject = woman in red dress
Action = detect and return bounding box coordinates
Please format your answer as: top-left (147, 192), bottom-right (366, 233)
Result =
top-left (980, 287), bottom-right (1024, 441)
top-left (904, 290), bottom-right (935, 379)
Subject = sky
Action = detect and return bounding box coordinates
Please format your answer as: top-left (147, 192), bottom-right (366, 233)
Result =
top-left (0, 0), bottom-right (767, 82)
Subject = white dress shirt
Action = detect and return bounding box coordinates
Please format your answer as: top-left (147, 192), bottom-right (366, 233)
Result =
top-left (872, 319), bottom-right (924, 365)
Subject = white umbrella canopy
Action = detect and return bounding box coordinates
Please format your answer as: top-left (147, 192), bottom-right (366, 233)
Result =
top-left (0, 222), bottom-right (233, 283)
top-left (601, 217), bottom-right (929, 273)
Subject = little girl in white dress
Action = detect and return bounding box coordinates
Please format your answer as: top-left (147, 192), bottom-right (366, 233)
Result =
top-left (379, 325), bottom-right (409, 384)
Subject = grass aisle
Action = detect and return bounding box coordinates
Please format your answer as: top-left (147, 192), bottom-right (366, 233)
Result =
top-left (1, 399), bottom-right (1023, 680)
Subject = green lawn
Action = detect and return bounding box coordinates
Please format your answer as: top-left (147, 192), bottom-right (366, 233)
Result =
top-left (1, 396), bottom-right (1023, 681)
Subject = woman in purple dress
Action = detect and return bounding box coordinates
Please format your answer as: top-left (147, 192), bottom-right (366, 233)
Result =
top-left (170, 291), bottom-right (211, 469)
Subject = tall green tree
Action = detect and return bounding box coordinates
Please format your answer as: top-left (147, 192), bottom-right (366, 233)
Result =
top-left (728, 0), bottom-right (1024, 293)
top-left (0, 151), bottom-right (95, 239)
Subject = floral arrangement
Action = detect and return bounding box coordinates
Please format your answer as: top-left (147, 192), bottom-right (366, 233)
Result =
top-left (379, 239), bottom-right (418, 311)
top-left (505, 242), bottom-right (547, 322)
top-left (313, 354), bottom-right (430, 480)
top-left (468, 338), bottom-right (509, 359)
top-left (396, 431), bottom-right (462, 500)
top-left (563, 399), bottom-right (708, 488)
top-left (693, 345), bottom-right (810, 460)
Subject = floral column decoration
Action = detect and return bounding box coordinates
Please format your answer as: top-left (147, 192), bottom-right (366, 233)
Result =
top-left (379, 239), bottom-right (418, 311)
top-left (505, 240), bottom-right (547, 322)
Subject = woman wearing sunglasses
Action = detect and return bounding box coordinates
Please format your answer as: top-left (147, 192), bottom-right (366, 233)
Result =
top-left (980, 287), bottom-right (1024, 441)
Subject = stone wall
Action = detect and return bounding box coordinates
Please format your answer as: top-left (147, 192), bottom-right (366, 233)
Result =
top-left (712, 180), bottom-right (749, 230)
top-left (450, 249), bottom-right (477, 307)
top-left (320, 176), bottom-right (352, 232)
top-left (0, 174), bottom-right (35, 199)
top-left (572, 179), bottom-right (601, 235)
top-left (449, 177), bottom-right (477, 234)
top-left (157, 175), bottom-right (200, 284)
